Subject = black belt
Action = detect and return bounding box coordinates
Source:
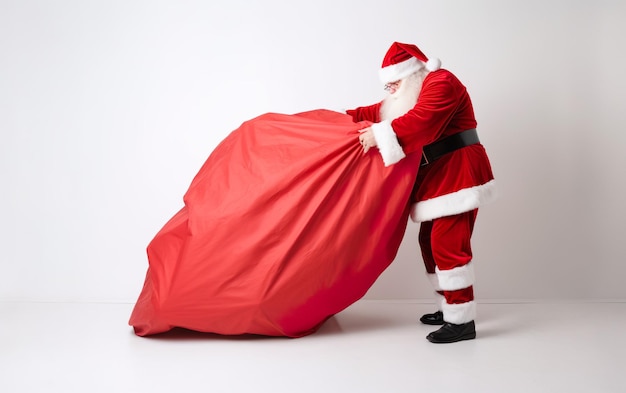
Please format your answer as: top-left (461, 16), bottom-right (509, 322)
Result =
top-left (420, 128), bottom-right (479, 166)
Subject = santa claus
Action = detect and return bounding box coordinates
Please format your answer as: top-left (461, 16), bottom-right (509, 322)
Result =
top-left (349, 42), bottom-right (497, 343)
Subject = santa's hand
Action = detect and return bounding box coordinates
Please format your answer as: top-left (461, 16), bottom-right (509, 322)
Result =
top-left (358, 127), bottom-right (377, 153)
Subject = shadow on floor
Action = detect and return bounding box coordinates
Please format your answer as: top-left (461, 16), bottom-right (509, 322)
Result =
top-left (129, 308), bottom-right (404, 341)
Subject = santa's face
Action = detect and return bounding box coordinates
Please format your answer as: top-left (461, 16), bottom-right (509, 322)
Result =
top-left (380, 71), bottom-right (425, 121)
top-left (384, 80), bottom-right (402, 95)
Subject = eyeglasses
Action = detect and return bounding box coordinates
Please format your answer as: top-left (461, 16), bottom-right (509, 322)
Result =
top-left (384, 81), bottom-right (401, 92)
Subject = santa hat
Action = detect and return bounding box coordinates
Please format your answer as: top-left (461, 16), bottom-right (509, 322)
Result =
top-left (379, 42), bottom-right (441, 84)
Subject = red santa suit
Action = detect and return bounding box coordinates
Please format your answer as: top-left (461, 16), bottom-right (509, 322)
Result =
top-left (347, 42), bottom-right (497, 325)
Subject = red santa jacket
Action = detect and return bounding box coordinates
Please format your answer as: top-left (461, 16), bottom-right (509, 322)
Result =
top-left (347, 69), bottom-right (496, 222)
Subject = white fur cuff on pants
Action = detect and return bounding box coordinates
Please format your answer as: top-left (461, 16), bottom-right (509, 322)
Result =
top-left (436, 262), bottom-right (475, 291)
top-left (442, 300), bottom-right (476, 324)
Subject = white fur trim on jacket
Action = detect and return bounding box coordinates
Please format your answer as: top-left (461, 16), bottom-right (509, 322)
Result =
top-left (370, 120), bottom-right (406, 166)
top-left (442, 300), bottom-right (476, 324)
top-left (410, 179), bottom-right (498, 222)
top-left (435, 262), bottom-right (475, 291)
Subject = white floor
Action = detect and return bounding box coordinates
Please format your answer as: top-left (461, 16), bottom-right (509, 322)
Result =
top-left (1, 300), bottom-right (625, 393)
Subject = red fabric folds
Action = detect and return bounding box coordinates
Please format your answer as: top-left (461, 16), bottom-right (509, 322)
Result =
top-left (129, 109), bottom-right (421, 337)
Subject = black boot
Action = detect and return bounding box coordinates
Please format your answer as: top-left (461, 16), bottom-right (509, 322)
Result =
top-left (426, 321), bottom-right (476, 343)
top-left (419, 310), bottom-right (444, 325)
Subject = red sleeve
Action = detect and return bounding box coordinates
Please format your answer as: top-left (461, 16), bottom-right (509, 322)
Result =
top-left (390, 73), bottom-right (463, 155)
top-left (346, 102), bottom-right (382, 122)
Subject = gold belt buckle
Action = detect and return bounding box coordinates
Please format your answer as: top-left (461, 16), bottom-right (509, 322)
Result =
top-left (421, 150), bottom-right (430, 166)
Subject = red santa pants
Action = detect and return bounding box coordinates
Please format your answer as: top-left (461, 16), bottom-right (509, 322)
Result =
top-left (418, 209), bottom-right (478, 324)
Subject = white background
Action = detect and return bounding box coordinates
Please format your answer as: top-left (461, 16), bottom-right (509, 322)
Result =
top-left (1, 0), bottom-right (625, 304)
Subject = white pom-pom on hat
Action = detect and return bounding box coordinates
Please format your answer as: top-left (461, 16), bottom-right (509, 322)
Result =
top-left (426, 57), bottom-right (441, 72)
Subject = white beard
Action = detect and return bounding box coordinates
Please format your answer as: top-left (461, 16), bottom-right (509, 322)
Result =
top-left (380, 69), bottom-right (428, 121)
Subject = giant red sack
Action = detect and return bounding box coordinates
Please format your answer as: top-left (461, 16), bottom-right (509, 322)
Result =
top-left (129, 109), bottom-right (420, 337)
